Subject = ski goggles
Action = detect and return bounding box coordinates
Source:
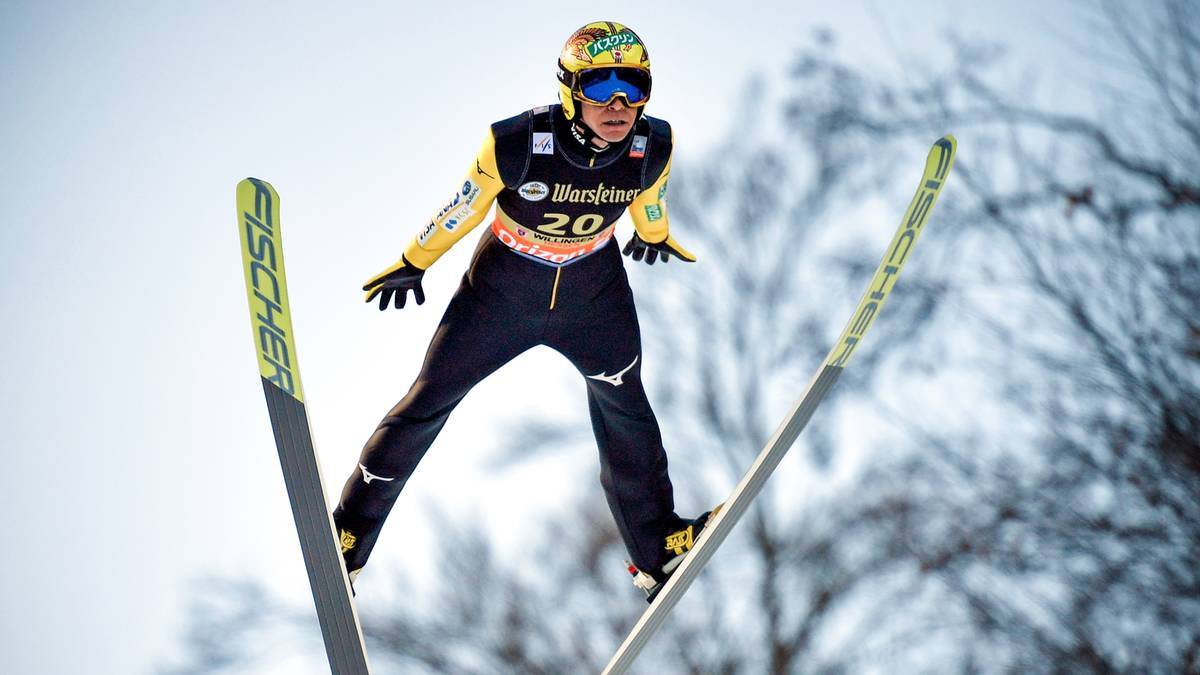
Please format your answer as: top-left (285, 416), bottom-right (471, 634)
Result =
top-left (574, 67), bottom-right (652, 107)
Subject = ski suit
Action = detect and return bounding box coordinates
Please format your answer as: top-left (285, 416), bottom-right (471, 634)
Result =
top-left (334, 104), bottom-right (687, 577)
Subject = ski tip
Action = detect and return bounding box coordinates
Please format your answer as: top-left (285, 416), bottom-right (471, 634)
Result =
top-left (236, 178), bottom-right (281, 216)
top-left (928, 135), bottom-right (957, 181)
top-left (935, 134), bottom-right (957, 156)
top-left (238, 176), bottom-right (278, 194)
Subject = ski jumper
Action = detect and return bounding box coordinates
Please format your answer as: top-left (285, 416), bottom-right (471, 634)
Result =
top-left (334, 104), bottom-right (686, 577)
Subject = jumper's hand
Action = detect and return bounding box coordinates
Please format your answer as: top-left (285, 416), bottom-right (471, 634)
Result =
top-left (363, 255), bottom-right (426, 310)
top-left (622, 232), bottom-right (697, 265)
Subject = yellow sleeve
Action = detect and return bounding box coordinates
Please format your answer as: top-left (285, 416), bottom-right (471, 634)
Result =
top-left (402, 131), bottom-right (506, 269)
top-left (628, 155), bottom-right (672, 244)
top-left (627, 151), bottom-right (696, 262)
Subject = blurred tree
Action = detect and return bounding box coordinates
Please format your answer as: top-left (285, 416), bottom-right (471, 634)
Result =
top-left (166, 2), bottom-right (1198, 672)
top-left (756, 1), bottom-right (1199, 671)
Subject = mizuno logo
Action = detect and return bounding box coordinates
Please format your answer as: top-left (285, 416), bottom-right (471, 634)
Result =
top-left (586, 356), bottom-right (638, 387)
top-left (360, 464), bottom-right (395, 485)
top-left (475, 159), bottom-right (494, 179)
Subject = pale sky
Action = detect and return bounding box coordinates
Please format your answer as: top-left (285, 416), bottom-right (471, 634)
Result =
top-left (0, 1), bottom-right (1088, 673)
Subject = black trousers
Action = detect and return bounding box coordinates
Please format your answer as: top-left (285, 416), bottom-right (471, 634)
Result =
top-left (334, 232), bottom-right (681, 574)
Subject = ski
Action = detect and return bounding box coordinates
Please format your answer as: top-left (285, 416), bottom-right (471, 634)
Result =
top-left (237, 178), bottom-right (373, 675)
top-left (601, 136), bottom-right (958, 675)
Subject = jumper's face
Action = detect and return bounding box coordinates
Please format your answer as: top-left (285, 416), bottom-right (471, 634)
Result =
top-left (580, 98), bottom-right (638, 143)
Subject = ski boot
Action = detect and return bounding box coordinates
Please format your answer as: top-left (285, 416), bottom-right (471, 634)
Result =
top-left (627, 504), bottom-right (723, 603)
top-left (334, 508), bottom-right (380, 595)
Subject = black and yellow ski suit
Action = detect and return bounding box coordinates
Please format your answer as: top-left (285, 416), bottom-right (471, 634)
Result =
top-left (334, 104), bottom-right (694, 579)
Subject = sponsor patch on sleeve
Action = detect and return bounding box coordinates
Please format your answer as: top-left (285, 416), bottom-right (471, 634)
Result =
top-left (461, 180), bottom-right (481, 205)
top-left (418, 220), bottom-right (438, 245)
top-left (442, 204), bottom-right (474, 231)
top-left (644, 204), bottom-right (663, 221)
top-left (433, 181), bottom-right (481, 232)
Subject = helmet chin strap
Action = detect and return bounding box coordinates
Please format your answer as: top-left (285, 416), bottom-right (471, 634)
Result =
top-left (564, 101), bottom-right (645, 152)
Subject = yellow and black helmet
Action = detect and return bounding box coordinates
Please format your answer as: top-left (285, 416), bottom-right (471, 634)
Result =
top-left (556, 21), bottom-right (652, 121)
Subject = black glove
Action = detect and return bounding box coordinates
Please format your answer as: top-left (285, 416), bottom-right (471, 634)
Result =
top-left (363, 255), bottom-right (426, 310)
top-left (622, 232), bottom-right (697, 265)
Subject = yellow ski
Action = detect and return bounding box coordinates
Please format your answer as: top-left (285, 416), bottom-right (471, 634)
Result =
top-left (602, 135), bottom-right (957, 675)
top-left (237, 177), bottom-right (372, 674)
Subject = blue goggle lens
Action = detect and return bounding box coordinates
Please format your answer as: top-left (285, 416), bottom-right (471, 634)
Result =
top-left (577, 68), bottom-right (651, 105)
